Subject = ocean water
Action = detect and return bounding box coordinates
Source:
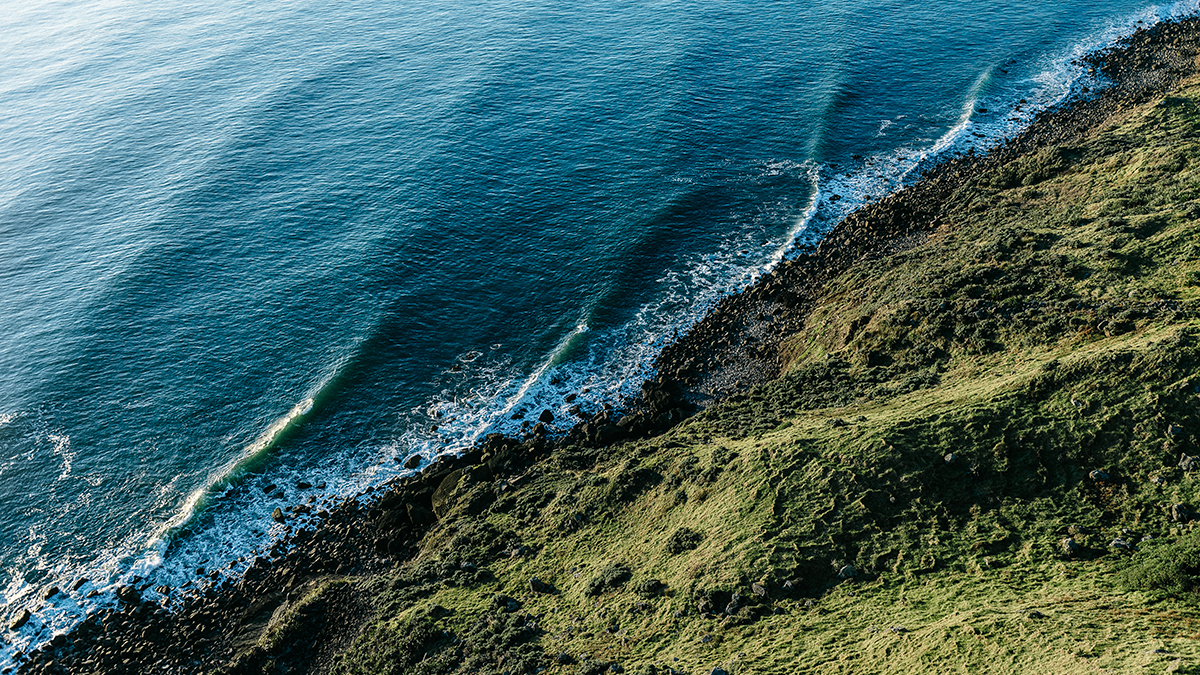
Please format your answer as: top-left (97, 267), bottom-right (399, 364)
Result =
top-left (0, 0), bottom-right (1194, 659)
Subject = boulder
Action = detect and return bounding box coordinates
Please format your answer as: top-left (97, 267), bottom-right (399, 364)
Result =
top-left (837, 564), bottom-right (858, 579)
top-left (530, 577), bottom-right (553, 594)
top-left (404, 455), bottom-right (422, 470)
top-left (1173, 503), bottom-right (1195, 522)
top-left (431, 469), bottom-right (463, 518)
top-left (115, 586), bottom-right (141, 606)
top-left (271, 507), bottom-right (286, 524)
top-left (407, 503), bottom-right (437, 527)
top-left (1180, 453), bottom-right (1199, 471)
top-left (538, 409), bottom-right (555, 424)
top-left (9, 609), bottom-right (30, 631)
top-left (1089, 469), bottom-right (1110, 483)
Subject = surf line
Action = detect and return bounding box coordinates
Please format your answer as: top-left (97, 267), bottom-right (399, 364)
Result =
top-left (148, 393), bottom-right (318, 547)
top-left (488, 321), bottom-right (591, 432)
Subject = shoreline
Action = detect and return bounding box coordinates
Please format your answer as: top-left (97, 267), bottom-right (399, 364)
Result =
top-left (16, 14), bottom-right (1200, 675)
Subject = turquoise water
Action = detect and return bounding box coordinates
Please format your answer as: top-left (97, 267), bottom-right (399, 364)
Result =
top-left (0, 0), bottom-right (1193, 656)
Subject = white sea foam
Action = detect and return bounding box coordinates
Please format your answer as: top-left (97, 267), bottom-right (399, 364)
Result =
top-left (48, 434), bottom-right (72, 481)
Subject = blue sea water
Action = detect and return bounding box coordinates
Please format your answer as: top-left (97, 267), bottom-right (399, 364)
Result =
top-left (0, 0), bottom-right (1194, 658)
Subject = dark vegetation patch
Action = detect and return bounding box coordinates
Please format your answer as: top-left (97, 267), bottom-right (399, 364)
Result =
top-left (665, 527), bottom-right (705, 555)
top-left (1120, 532), bottom-right (1200, 597)
top-left (585, 563), bottom-right (633, 596)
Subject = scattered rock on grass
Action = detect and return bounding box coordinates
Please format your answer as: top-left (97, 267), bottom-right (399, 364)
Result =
top-left (1061, 537), bottom-right (1080, 556)
top-left (1172, 503), bottom-right (1194, 522)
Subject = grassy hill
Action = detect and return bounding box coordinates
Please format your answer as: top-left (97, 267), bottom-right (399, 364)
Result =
top-left (245, 47), bottom-right (1200, 675)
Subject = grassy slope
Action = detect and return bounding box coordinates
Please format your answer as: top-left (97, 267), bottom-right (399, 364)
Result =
top-left (257, 78), bottom-right (1200, 675)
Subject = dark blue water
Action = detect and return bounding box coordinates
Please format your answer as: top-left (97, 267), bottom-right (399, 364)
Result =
top-left (0, 0), bottom-right (1193, 656)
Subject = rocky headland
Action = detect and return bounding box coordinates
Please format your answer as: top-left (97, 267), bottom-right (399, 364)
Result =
top-left (17, 15), bottom-right (1200, 675)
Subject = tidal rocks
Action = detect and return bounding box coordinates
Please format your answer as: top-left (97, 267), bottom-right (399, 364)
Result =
top-left (9, 608), bottom-right (30, 631)
top-left (404, 454), bottom-right (422, 469)
top-left (272, 507), bottom-right (286, 524)
top-left (115, 586), bottom-right (141, 606)
top-left (538, 409), bottom-right (555, 424)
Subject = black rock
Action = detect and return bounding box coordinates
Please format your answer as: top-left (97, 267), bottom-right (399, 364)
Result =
top-left (9, 609), bottom-right (30, 631)
top-left (530, 576), bottom-right (553, 593)
top-left (404, 455), bottom-right (422, 469)
top-left (271, 507), bottom-right (286, 524)
top-left (296, 481), bottom-right (312, 490)
top-left (407, 503), bottom-right (437, 527)
top-left (538, 409), bottom-right (555, 424)
top-left (41, 586), bottom-right (59, 601)
top-left (115, 586), bottom-right (141, 606)
top-left (751, 582), bottom-right (767, 598)
top-left (1089, 469), bottom-right (1110, 483)
top-left (837, 564), bottom-right (857, 579)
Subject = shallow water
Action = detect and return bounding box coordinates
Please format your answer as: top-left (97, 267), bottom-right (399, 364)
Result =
top-left (0, 0), bottom-right (1193, 657)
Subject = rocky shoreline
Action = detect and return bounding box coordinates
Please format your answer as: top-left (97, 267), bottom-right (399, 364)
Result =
top-left (15, 15), bottom-right (1200, 675)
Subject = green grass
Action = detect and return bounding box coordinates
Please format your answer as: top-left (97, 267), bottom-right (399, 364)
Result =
top-left (243, 75), bottom-right (1200, 675)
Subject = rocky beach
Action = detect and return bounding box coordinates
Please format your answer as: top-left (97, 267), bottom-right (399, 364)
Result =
top-left (18, 14), bottom-right (1200, 675)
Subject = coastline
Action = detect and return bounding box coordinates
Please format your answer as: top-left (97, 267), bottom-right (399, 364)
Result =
top-left (17, 14), bottom-right (1200, 675)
